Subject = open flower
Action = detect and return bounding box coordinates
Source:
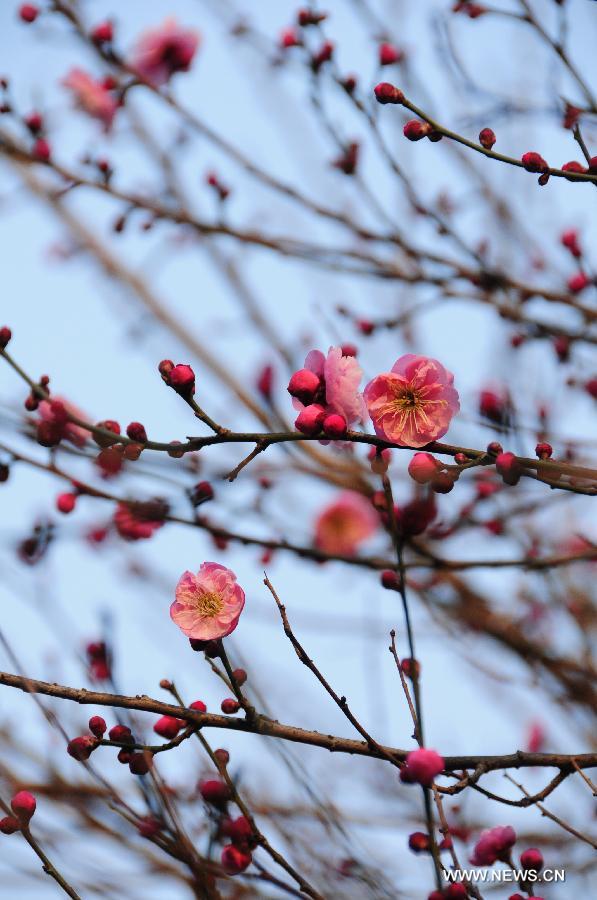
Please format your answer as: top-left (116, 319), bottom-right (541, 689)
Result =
top-left (62, 69), bottom-right (118, 130)
top-left (290, 347), bottom-right (365, 426)
top-left (364, 354), bottom-right (459, 447)
top-left (314, 492), bottom-right (378, 556)
top-left (170, 562), bottom-right (245, 641)
top-left (129, 18), bottom-right (199, 87)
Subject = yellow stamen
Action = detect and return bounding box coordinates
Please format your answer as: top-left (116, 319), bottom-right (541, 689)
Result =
top-left (197, 591), bottom-right (223, 618)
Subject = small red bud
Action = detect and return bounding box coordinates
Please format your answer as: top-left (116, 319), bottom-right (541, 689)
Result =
top-left (10, 791), bottom-right (36, 826)
top-left (189, 699), bottom-right (207, 712)
top-left (221, 844), bottom-right (252, 874)
top-left (93, 420), bottom-right (121, 448)
top-left (56, 492), bottom-right (77, 514)
top-left (109, 724), bottom-right (134, 744)
top-left (221, 698), bottom-right (240, 714)
top-left (129, 753), bottom-right (151, 775)
top-left (199, 779), bottom-right (231, 806)
top-left (535, 442), bottom-right (552, 459)
top-left (295, 404), bottom-right (326, 436)
top-left (90, 21), bottom-right (113, 44)
top-left (403, 120), bottom-right (431, 141)
top-left (32, 138), bottom-right (50, 161)
top-left (232, 668), bottom-right (247, 686)
top-left (479, 127), bottom-right (496, 149)
top-left (0, 816), bottom-right (20, 835)
top-left (408, 831), bottom-right (430, 853)
top-left (287, 369), bottom-right (320, 404)
top-left (374, 82), bottom-right (404, 105)
top-left (214, 748), bottom-right (230, 766)
top-left (19, 4), bottom-right (39, 23)
top-left (126, 422), bottom-right (147, 442)
top-left (379, 43), bottom-right (403, 66)
top-left (167, 364), bottom-right (195, 397)
top-left (495, 451), bottom-right (521, 485)
top-left (381, 570), bottom-right (401, 591)
top-left (190, 481), bottom-right (214, 506)
top-left (88, 716), bottom-right (107, 738)
top-left (521, 152), bottom-right (548, 174)
top-left (67, 735), bottom-right (99, 761)
top-left (0, 326), bottom-right (11, 349)
top-left (153, 716), bottom-right (184, 739)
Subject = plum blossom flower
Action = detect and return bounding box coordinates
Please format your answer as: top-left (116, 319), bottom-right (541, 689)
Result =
top-left (292, 347), bottom-right (365, 426)
top-left (129, 18), bottom-right (199, 87)
top-left (364, 354), bottom-right (459, 447)
top-left (170, 562), bottom-right (245, 641)
top-left (399, 747), bottom-right (444, 787)
top-left (314, 491), bottom-right (378, 556)
top-left (38, 397), bottom-right (88, 447)
top-left (62, 69), bottom-right (118, 130)
top-left (470, 825), bottom-right (516, 866)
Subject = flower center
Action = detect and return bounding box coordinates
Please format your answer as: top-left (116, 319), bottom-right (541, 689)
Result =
top-left (196, 591), bottom-right (223, 618)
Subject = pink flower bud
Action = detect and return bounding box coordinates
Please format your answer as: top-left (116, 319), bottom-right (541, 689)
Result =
top-left (323, 413), bottom-right (347, 439)
top-left (153, 716), bottom-right (184, 739)
top-left (374, 82), bottom-right (404, 105)
top-left (567, 272), bottom-right (590, 293)
top-left (189, 699), bottom-right (207, 712)
top-left (10, 791), bottom-right (36, 826)
top-left (168, 363), bottom-right (195, 396)
top-left (479, 127), bottom-right (496, 149)
top-left (295, 404), bottom-right (326, 435)
top-left (32, 138), bottom-right (51, 161)
top-left (562, 160), bottom-right (586, 179)
top-left (495, 451), bottom-right (521, 485)
top-left (535, 442), bottom-right (552, 459)
top-left (93, 420), bottom-right (121, 448)
top-left (90, 21), bottom-right (113, 44)
top-left (380, 570), bottom-right (401, 591)
top-left (108, 724), bottom-right (134, 744)
top-left (408, 452), bottom-right (440, 484)
top-left (401, 747), bottom-right (444, 787)
top-left (221, 698), bottom-right (240, 714)
top-left (256, 363), bottom-right (274, 400)
top-left (287, 368), bottom-right (320, 404)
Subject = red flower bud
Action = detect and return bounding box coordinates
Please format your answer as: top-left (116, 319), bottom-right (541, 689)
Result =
top-left (403, 120), bottom-right (431, 141)
top-left (19, 4), bottom-right (39, 23)
top-left (479, 127), bottom-right (496, 149)
top-left (93, 420), bottom-right (121, 448)
top-left (221, 698), bottom-right (240, 714)
top-left (495, 451), bottom-right (521, 486)
top-left (214, 748), bottom-right (230, 766)
top-left (374, 82), bottom-right (404, 105)
top-left (408, 452), bottom-right (440, 484)
top-left (380, 570), bottom-right (401, 591)
top-left (10, 791), bottom-right (36, 826)
top-left (56, 492), bottom-right (77, 514)
top-left (221, 844), bottom-right (252, 874)
top-left (232, 668), bottom-right (247, 686)
top-left (287, 368), bottom-right (320, 404)
top-left (108, 724), bottom-right (134, 744)
top-left (189, 699), bottom-right (207, 712)
top-left (280, 27), bottom-right (302, 49)
top-left (0, 326), bottom-right (11, 349)
top-left (400, 657), bottom-right (420, 679)
top-left (190, 481), bottom-right (214, 506)
top-left (199, 779), bottom-right (231, 807)
top-left (256, 363), bottom-right (274, 400)
top-left (32, 138), bottom-right (51, 161)
top-left (129, 753), bottom-right (151, 775)
top-left (90, 21), bottom-right (113, 44)
top-left (408, 831), bottom-right (430, 853)
top-left (535, 442), bottom-right (552, 460)
top-left (585, 378), bottom-right (597, 399)
top-left (521, 152), bottom-right (548, 173)
top-left (520, 847), bottom-right (543, 872)
top-left (126, 422), bottom-right (147, 442)
top-left (567, 272), bottom-right (590, 293)
top-left (167, 364), bottom-right (196, 397)
top-left (67, 735), bottom-right (99, 761)
top-left (228, 815), bottom-right (254, 847)
top-left (0, 816), bottom-right (20, 835)
top-left (323, 413), bottom-right (347, 439)
top-left (154, 716), bottom-right (184, 739)
top-left (88, 716), bottom-right (107, 738)
top-left (379, 43), bottom-right (403, 66)
top-left (562, 160), bottom-right (586, 179)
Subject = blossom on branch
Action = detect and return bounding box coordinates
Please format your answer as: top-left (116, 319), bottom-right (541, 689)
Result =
top-left (62, 69), bottom-right (118, 130)
top-left (314, 492), bottom-right (378, 556)
top-left (129, 18), bottom-right (200, 87)
top-left (170, 562), bottom-right (245, 640)
top-left (364, 355), bottom-right (460, 447)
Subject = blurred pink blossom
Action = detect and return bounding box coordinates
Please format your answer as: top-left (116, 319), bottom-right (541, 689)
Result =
top-left (62, 69), bottom-right (117, 130)
top-left (314, 491), bottom-right (378, 556)
top-left (129, 18), bottom-right (199, 87)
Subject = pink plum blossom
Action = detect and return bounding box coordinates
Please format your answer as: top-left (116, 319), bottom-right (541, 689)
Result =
top-left (294, 347), bottom-right (365, 426)
top-left (470, 825), bottom-right (516, 866)
top-left (62, 69), bottom-right (118, 130)
top-left (364, 354), bottom-right (460, 447)
top-left (129, 18), bottom-right (199, 87)
top-left (314, 491), bottom-right (378, 556)
top-left (38, 397), bottom-right (88, 447)
top-left (170, 562), bottom-right (245, 641)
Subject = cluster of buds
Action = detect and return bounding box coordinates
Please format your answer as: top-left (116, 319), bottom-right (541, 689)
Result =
top-left (373, 490), bottom-right (438, 538)
top-left (68, 718), bottom-right (152, 775)
top-left (408, 452), bottom-right (457, 494)
top-left (114, 500), bottom-right (168, 541)
top-left (289, 368), bottom-right (346, 438)
top-left (0, 791), bottom-right (36, 835)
